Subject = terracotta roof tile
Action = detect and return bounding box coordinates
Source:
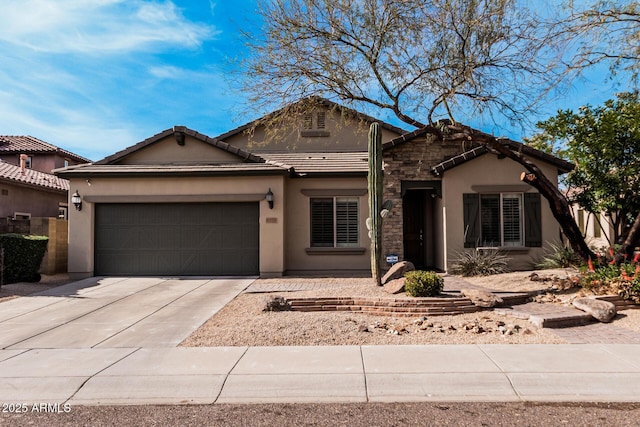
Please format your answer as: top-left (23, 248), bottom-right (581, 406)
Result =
top-left (0, 135), bottom-right (91, 163)
top-left (0, 160), bottom-right (69, 192)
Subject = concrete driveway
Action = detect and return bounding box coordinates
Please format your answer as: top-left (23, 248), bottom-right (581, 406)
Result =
top-left (0, 276), bottom-right (254, 349)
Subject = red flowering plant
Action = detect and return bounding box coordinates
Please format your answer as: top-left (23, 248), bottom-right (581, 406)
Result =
top-left (579, 248), bottom-right (640, 302)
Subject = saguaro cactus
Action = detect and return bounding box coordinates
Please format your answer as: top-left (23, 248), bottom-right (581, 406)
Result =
top-left (367, 122), bottom-right (384, 286)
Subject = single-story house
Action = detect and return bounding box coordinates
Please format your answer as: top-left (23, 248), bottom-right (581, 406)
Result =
top-left (55, 98), bottom-right (573, 279)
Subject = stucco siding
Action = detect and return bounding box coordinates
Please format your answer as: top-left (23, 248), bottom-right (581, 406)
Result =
top-left (0, 182), bottom-right (65, 218)
top-left (222, 108), bottom-right (401, 153)
top-left (117, 135), bottom-right (243, 165)
top-left (67, 175), bottom-right (285, 278)
top-left (284, 177), bottom-right (370, 275)
top-left (442, 153), bottom-right (562, 271)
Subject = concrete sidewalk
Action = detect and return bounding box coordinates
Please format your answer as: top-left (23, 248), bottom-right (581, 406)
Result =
top-left (1, 344), bottom-right (639, 405)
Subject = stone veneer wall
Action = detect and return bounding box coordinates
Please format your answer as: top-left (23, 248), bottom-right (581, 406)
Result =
top-left (381, 134), bottom-right (471, 266)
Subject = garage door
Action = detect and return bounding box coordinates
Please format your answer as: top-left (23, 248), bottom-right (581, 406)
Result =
top-left (94, 203), bottom-right (259, 276)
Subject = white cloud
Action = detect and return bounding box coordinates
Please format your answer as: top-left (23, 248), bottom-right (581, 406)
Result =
top-left (148, 65), bottom-right (185, 79)
top-left (0, 0), bottom-right (215, 54)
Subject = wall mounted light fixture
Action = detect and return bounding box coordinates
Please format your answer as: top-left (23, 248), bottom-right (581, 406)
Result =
top-left (71, 190), bottom-right (82, 211)
top-left (266, 188), bottom-right (274, 209)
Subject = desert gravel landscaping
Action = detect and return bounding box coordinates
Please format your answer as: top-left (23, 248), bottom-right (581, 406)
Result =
top-left (2, 270), bottom-right (639, 346)
top-left (181, 269), bottom-right (640, 347)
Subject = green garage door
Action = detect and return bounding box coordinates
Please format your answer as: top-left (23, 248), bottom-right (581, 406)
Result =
top-left (94, 203), bottom-right (259, 276)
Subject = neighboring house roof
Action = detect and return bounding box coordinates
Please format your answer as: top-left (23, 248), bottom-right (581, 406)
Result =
top-left (214, 96), bottom-right (408, 141)
top-left (262, 152), bottom-right (368, 176)
top-left (0, 135), bottom-right (91, 163)
top-left (0, 160), bottom-right (69, 192)
top-left (95, 126), bottom-right (267, 165)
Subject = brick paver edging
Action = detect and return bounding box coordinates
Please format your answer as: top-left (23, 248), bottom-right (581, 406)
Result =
top-left (286, 296), bottom-right (482, 317)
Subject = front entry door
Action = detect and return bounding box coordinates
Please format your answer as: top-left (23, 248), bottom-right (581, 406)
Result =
top-left (403, 190), bottom-right (427, 268)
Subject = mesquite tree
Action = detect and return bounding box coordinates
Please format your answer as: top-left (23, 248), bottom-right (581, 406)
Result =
top-left (239, 0), bottom-right (638, 262)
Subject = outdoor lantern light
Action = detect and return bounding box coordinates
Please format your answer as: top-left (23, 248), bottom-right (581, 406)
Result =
top-left (71, 190), bottom-right (82, 211)
top-left (266, 188), bottom-right (274, 209)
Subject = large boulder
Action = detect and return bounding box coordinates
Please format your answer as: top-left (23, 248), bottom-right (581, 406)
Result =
top-left (382, 261), bottom-right (415, 284)
top-left (383, 278), bottom-right (405, 294)
top-left (460, 288), bottom-right (504, 308)
top-left (572, 297), bottom-right (617, 323)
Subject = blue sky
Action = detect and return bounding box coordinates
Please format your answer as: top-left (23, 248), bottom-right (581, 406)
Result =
top-left (0, 0), bottom-right (629, 161)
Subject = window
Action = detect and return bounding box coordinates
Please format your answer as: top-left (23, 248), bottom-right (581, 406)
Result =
top-left (464, 192), bottom-right (541, 248)
top-left (18, 154), bottom-right (33, 169)
top-left (64, 159), bottom-right (69, 167)
top-left (316, 111), bottom-right (326, 129)
top-left (310, 197), bottom-right (359, 247)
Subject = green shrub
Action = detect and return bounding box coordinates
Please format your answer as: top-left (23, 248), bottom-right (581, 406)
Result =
top-left (450, 249), bottom-right (509, 277)
top-left (536, 241), bottom-right (581, 269)
top-left (0, 234), bottom-right (48, 285)
top-left (404, 270), bottom-right (443, 297)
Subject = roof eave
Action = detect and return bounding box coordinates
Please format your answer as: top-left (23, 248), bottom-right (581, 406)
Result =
top-left (55, 168), bottom-right (290, 179)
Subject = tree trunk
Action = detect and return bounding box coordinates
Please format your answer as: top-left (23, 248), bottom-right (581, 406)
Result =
top-left (617, 212), bottom-right (640, 263)
top-left (445, 124), bottom-right (597, 262)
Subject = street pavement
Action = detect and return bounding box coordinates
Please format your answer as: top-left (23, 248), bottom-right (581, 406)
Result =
top-left (0, 277), bottom-right (639, 406)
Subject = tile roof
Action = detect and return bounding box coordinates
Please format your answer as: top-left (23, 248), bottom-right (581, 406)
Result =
top-left (95, 126), bottom-right (266, 165)
top-left (54, 162), bottom-right (290, 178)
top-left (431, 139), bottom-right (574, 176)
top-left (383, 123), bottom-right (574, 175)
top-left (0, 135), bottom-right (91, 163)
top-left (0, 160), bottom-right (69, 192)
top-left (261, 152), bottom-right (368, 175)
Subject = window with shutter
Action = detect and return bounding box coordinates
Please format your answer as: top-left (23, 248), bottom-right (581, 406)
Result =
top-left (465, 192), bottom-right (533, 248)
top-left (310, 197), bottom-right (359, 247)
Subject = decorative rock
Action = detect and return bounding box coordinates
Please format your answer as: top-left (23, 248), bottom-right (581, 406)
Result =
top-left (381, 261), bottom-right (415, 284)
top-left (572, 297), bottom-right (617, 323)
top-left (262, 296), bottom-right (291, 312)
top-left (383, 277), bottom-right (406, 294)
top-left (460, 288), bottom-right (504, 308)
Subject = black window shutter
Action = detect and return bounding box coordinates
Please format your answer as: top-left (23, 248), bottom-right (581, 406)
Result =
top-left (463, 193), bottom-right (480, 248)
top-left (524, 192), bottom-right (542, 247)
